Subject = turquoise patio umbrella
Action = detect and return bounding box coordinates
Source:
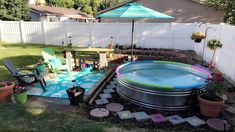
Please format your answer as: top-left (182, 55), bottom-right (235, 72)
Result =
top-left (97, 3), bottom-right (173, 61)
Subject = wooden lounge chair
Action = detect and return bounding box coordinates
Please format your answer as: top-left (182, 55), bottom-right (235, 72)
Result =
top-left (3, 59), bottom-right (47, 92)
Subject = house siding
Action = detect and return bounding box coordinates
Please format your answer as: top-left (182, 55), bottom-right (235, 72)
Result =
top-left (30, 12), bottom-right (40, 21)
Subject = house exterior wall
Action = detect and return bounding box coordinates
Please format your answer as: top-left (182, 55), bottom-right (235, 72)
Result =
top-left (101, 0), bottom-right (224, 24)
top-left (30, 12), bottom-right (85, 22)
top-left (30, 12), bottom-right (40, 21)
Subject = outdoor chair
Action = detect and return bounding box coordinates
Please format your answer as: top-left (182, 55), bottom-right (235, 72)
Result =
top-left (41, 48), bottom-right (70, 74)
top-left (3, 59), bottom-right (47, 92)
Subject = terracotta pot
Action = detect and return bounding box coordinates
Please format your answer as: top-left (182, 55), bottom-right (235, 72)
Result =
top-left (0, 82), bottom-right (14, 103)
top-left (198, 94), bottom-right (224, 117)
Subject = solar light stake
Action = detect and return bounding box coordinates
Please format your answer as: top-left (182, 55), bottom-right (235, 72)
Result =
top-left (131, 19), bottom-right (135, 61)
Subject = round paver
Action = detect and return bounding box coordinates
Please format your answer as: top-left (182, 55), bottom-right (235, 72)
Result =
top-left (90, 108), bottom-right (110, 118)
top-left (207, 118), bottom-right (231, 131)
top-left (106, 103), bottom-right (124, 112)
top-left (80, 83), bottom-right (94, 89)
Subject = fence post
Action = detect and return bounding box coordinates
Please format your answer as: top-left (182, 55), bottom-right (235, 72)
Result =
top-left (41, 21), bottom-right (47, 45)
top-left (19, 21), bottom-right (25, 43)
top-left (0, 20), bottom-right (3, 41)
top-left (219, 23), bottom-right (225, 40)
top-left (89, 23), bottom-right (93, 47)
top-left (170, 22), bottom-right (174, 49)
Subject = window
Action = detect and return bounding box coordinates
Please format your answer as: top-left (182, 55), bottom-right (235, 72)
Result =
top-left (48, 16), bottom-right (60, 22)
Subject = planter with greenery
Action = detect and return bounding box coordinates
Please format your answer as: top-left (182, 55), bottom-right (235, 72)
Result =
top-left (198, 73), bottom-right (226, 117)
top-left (66, 86), bottom-right (85, 106)
top-left (0, 82), bottom-right (14, 103)
top-left (207, 39), bottom-right (222, 68)
top-left (13, 86), bottom-right (27, 104)
top-left (191, 32), bottom-right (206, 43)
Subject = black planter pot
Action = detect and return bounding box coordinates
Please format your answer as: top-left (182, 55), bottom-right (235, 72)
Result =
top-left (66, 87), bottom-right (85, 105)
top-left (194, 39), bottom-right (202, 43)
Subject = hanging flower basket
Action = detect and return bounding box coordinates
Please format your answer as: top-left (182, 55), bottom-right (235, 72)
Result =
top-left (194, 39), bottom-right (202, 43)
top-left (207, 39), bottom-right (222, 50)
top-left (191, 32), bottom-right (206, 43)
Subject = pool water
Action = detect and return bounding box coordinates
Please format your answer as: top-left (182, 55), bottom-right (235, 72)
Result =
top-left (118, 61), bottom-right (209, 90)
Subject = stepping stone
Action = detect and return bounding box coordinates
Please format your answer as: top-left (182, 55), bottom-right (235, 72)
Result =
top-left (106, 103), bottom-right (124, 112)
top-left (113, 78), bottom-right (117, 82)
top-left (150, 113), bottom-right (167, 123)
top-left (110, 81), bottom-right (117, 85)
top-left (106, 84), bottom-right (116, 89)
top-left (99, 93), bottom-right (112, 99)
top-left (103, 88), bottom-right (115, 93)
top-left (207, 118), bottom-right (231, 131)
top-left (90, 108), bottom-right (110, 118)
top-left (185, 116), bottom-right (206, 127)
top-left (226, 106), bottom-right (235, 115)
top-left (95, 98), bottom-right (109, 105)
top-left (117, 111), bottom-right (134, 120)
top-left (167, 115), bottom-right (185, 125)
top-left (132, 112), bottom-right (150, 121)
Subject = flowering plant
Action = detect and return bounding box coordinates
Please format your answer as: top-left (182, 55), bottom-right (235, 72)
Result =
top-left (191, 32), bottom-right (206, 40)
top-left (207, 39), bottom-right (222, 50)
top-left (13, 85), bottom-right (27, 94)
top-left (202, 73), bottom-right (226, 101)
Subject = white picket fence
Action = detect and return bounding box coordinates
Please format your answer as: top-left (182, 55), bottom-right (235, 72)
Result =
top-left (0, 20), bottom-right (235, 82)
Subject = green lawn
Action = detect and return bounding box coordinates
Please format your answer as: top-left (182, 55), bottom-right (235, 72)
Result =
top-left (1, 103), bottom-right (157, 132)
top-left (0, 42), bottom-right (170, 132)
top-left (0, 42), bottom-right (66, 81)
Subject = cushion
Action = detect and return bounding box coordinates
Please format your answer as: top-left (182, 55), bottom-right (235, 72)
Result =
top-left (18, 70), bottom-right (35, 83)
top-left (49, 58), bottom-right (62, 68)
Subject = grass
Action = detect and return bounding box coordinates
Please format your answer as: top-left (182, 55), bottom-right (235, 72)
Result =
top-left (0, 42), bottom-right (65, 81)
top-left (0, 42), bottom-right (170, 132)
top-left (0, 103), bottom-right (157, 132)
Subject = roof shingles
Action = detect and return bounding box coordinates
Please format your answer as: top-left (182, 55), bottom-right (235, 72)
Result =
top-left (30, 5), bottom-right (94, 19)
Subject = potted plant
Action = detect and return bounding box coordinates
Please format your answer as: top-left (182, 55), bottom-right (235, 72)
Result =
top-left (198, 73), bottom-right (226, 117)
top-left (0, 82), bottom-right (14, 103)
top-left (207, 39), bottom-right (222, 69)
top-left (13, 85), bottom-right (27, 104)
top-left (37, 58), bottom-right (45, 73)
top-left (191, 32), bottom-right (206, 43)
top-left (66, 86), bottom-right (85, 106)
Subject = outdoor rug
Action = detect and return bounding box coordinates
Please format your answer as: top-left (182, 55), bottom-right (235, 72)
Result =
top-left (27, 71), bottom-right (104, 99)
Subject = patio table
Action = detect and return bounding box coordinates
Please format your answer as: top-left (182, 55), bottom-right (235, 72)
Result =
top-left (71, 47), bottom-right (114, 53)
top-left (65, 47), bottom-right (114, 69)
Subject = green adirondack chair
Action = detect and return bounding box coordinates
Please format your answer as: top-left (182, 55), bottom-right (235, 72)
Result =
top-left (41, 48), bottom-right (70, 75)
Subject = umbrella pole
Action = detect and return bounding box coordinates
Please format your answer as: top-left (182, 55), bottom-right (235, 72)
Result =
top-left (131, 19), bottom-right (135, 61)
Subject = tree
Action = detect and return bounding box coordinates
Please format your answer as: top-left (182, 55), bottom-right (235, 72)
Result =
top-left (224, 0), bottom-right (235, 24)
top-left (91, 0), bottom-right (102, 14)
top-left (82, 5), bottom-right (93, 15)
top-left (0, 0), bottom-right (29, 21)
top-left (205, 0), bottom-right (235, 24)
top-left (46, 0), bottom-right (74, 8)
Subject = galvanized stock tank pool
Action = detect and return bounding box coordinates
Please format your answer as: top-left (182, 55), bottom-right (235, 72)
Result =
top-left (116, 61), bottom-right (212, 111)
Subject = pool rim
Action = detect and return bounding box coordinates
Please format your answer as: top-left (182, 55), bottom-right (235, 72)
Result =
top-left (116, 60), bottom-right (211, 91)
